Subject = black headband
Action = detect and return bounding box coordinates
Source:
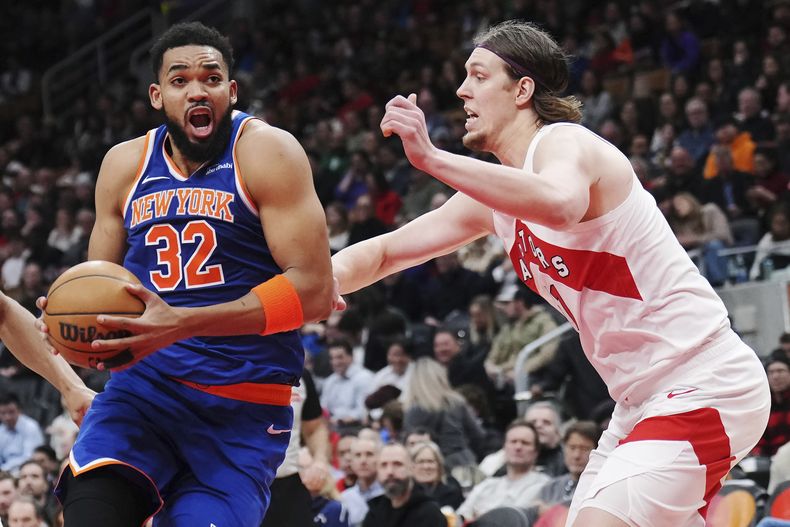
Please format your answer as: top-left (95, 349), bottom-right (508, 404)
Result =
top-left (475, 44), bottom-right (547, 90)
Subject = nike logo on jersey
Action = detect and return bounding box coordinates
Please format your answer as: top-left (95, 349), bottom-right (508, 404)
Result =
top-left (267, 424), bottom-right (291, 435)
top-left (667, 388), bottom-right (699, 399)
top-left (140, 175), bottom-right (170, 185)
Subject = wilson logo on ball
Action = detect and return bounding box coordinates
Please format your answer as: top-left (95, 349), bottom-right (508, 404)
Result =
top-left (58, 323), bottom-right (133, 343)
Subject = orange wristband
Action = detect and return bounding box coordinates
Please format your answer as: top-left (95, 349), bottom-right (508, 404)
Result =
top-left (251, 275), bottom-right (304, 335)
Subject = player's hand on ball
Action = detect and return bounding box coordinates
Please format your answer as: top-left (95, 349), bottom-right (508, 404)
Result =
top-left (91, 284), bottom-right (186, 371)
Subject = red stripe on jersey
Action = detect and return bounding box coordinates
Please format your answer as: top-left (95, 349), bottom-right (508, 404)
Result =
top-left (509, 219), bottom-right (642, 300)
top-left (619, 408), bottom-right (734, 519)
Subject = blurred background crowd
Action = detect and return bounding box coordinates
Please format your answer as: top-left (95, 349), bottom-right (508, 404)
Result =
top-left (2, 0), bottom-right (790, 526)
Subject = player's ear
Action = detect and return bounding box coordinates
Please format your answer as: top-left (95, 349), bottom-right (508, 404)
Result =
top-left (515, 76), bottom-right (536, 108)
top-left (229, 80), bottom-right (238, 106)
top-left (149, 83), bottom-right (163, 110)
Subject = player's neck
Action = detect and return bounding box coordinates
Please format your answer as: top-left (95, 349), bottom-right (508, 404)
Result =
top-left (165, 136), bottom-right (208, 177)
top-left (492, 115), bottom-right (542, 169)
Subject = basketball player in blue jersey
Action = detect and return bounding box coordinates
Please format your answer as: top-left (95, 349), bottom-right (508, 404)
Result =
top-left (41, 22), bottom-right (333, 527)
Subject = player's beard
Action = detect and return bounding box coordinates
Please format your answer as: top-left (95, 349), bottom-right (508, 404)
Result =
top-left (163, 103), bottom-right (234, 164)
top-left (462, 130), bottom-right (486, 152)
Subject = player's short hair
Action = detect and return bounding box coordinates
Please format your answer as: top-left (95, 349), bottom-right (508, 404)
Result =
top-left (473, 20), bottom-right (581, 124)
top-left (150, 22), bottom-right (235, 80)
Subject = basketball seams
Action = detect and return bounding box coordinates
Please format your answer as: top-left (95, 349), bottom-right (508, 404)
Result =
top-left (47, 274), bottom-right (141, 304)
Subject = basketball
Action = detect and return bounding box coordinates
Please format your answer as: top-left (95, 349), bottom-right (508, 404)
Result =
top-left (43, 261), bottom-right (145, 369)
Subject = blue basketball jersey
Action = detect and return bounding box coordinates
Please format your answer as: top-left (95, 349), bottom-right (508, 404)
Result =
top-left (121, 111), bottom-right (302, 386)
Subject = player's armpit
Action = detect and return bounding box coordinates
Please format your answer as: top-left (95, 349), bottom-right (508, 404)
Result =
top-left (235, 123), bottom-right (334, 323)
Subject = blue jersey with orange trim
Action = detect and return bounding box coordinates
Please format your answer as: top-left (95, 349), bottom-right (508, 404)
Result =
top-left (121, 111), bottom-right (302, 386)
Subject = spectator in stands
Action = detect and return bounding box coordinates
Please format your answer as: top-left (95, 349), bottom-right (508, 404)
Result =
top-left (368, 338), bottom-right (413, 398)
top-left (46, 207), bottom-right (80, 258)
top-left (737, 87), bottom-right (776, 145)
top-left (326, 202), bottom-right (351, 254)
top-left (704, 117), bottom-right (756, 180)
top-left (754, 357), bottom-right (790, 457)
top-left (756, 54), bottom-right (782, 113)
top-left (29, 447), bottom-right (57, 485)
top-left (701, 145), bottom-right (756, 225)
top-left (456, 419), bottom-right (549, 522)
top-left (366, 171), bottom-right (401, 227)
top-left (485, 286), bottom-right (558, 388)
top-left (660, 11), bottom-right (700, 76)
top-left (410, 441), bottom-right (463, 510)
top-left (750, 203), bottom-right (790, 280)
top-left (340, 438), bottom-right (384, 527)
top-left (398, 169), bottom-right (448, 224)
top-left (747, 147), bottom-right (790, 215)
top-left (524, 402), bottom-right (567, 478)
top-left (363, 442), bottom-right (446, 527)
top-left (405, 429), bottom-right (433, 450)
top-left (677, 97), bottom-right (714, 166)
top-left (578, 70), bottom-right (613, 133)
top-left (0, 392), bottom-right (43, 475)
top-left (16, 262), bottom-right (45, 315)
top-left (403, 358), bottom-right (484, 471)
top-left (528, 421), bottom-right (601, 524)
top-left (421, 252), bottom-right (486, 324)
top-left (347, 194), bottom-right (389, 246)
top-left (465, 295), bottom-right (500, 353)
top-left (0, 470), bottom-right (17, 526)
top-left (657, 145), bottom-right (704, 200)
top-left (321, 339), bottom-right (375, 432)
top-left (457, 236), bottom-right (504, 275)
top-left (335, 434), bottom-right (358, 493)
top-left (15, 460), bottom-right (56, 526)
top-left (666, 192), bottom-right (733, 287)
top-left (6, 495), bottom-right (46, 527)
top-left (432, 328), bottom-right (493, 397)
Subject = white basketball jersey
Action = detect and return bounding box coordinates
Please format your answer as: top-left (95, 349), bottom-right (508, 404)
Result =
top-left (492, 123), bottom-right (731, 404)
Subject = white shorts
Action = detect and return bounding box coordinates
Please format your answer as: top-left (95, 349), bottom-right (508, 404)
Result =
top-left (566, 332), bottom-right (770, 527)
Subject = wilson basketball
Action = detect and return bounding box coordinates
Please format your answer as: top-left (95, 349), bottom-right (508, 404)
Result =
top-left (43, 261), bottom-right (145, 369)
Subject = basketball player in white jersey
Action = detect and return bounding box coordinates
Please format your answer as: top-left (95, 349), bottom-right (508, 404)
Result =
top-left (331, 20), bottom-right (770, 527)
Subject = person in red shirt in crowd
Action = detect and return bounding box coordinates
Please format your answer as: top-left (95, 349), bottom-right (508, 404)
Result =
top-left (755, 357), bottom-right (790, 457)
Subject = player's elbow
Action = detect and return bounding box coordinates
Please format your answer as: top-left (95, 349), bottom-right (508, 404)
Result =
top-left (301, 281), bottom-right (334, 323)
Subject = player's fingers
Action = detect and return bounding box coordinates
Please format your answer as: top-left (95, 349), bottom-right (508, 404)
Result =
top-left (384, 94), bottom-right (410, 111)
top-left (36, 296), bottom-right (48, 310)
top-left (125, 283), bottom-right (154, 303)
top-left (96, 314), bottom-right (143, 330)
top-left (408, 92), bottom-right (417, 105)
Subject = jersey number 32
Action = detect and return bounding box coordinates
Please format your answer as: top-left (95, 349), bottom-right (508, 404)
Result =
top-left (145, 220), bottom-right (225, 291)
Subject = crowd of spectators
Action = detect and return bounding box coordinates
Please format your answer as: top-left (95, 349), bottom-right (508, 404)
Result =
top-left (4, 0), bottom-right (790, 526)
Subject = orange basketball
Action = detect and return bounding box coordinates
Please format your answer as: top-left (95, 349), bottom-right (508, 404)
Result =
top-left (43, 261), bottom-right (145, 369)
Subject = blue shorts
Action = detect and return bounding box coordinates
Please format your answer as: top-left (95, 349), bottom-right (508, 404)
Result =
top-left (55, 363), bottom-right (293, 527)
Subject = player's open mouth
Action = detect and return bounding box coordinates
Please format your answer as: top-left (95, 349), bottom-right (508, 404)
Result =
top-left (465, 108), bottom-right (479, 129)
top-left (187, 107), bottom-right (214, 139)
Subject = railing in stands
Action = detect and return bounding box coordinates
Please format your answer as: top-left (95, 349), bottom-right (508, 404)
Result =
top-left (513, 322), bottom-right (574, 415)
top-left (40, 9), bottom-right (161, 120)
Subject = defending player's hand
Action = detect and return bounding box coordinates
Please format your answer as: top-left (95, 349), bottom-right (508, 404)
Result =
top-left (63, 385), bottom-right (96, 426)
top-left (34, 296), bottom-right (58, 356)
top-left (331, 277), bottom-right (347, 311)
top-left (380, 93), bottom-right (437, 172)
top-left (90, 283), bottom-right (186, 371)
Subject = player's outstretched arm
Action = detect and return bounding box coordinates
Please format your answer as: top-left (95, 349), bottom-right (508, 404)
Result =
top-left (332, 192), bottom-right (494, 296)
top-left (0, 293), bottom-right (95, 425)
top-left (382, 95), bottom-right (593, 230)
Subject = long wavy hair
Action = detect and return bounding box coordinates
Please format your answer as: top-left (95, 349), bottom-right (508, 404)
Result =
top-left (403, 357), bottom-right (465, 413)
